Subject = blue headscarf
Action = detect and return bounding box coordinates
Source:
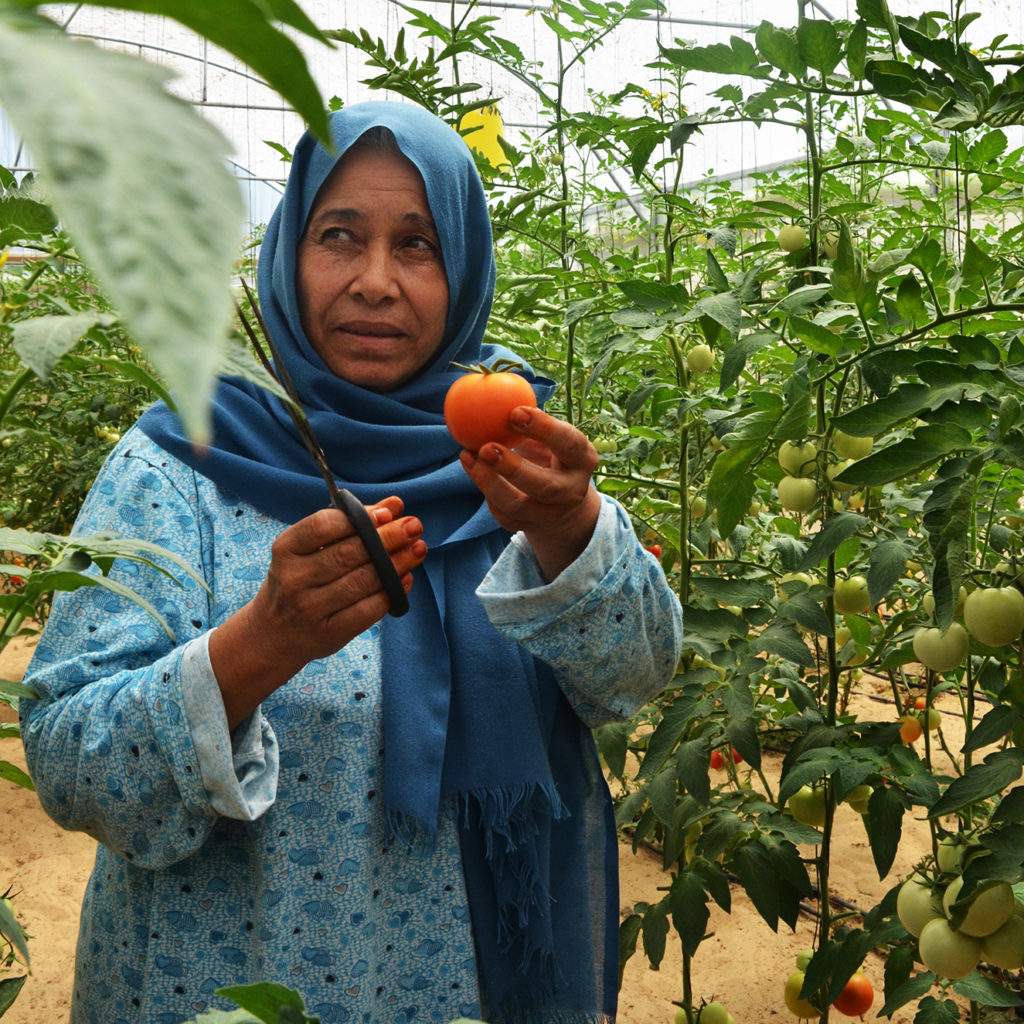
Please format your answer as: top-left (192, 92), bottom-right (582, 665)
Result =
top-left (139, 101), bottom-right (617, 1022)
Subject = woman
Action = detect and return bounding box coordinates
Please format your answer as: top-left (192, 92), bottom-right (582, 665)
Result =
top-left (21, 101), bottom-right (682, 1024)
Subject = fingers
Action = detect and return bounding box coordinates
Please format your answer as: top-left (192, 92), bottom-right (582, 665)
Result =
top-left (507, 407), bottom-right (600, 474)
top-left (281, 496), bottom-right (407, 558)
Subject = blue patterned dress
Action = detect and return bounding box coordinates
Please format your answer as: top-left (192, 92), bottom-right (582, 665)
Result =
top-left (21, 429), bottom-right (682, 1024)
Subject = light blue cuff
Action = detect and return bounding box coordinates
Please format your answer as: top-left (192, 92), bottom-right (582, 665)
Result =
top-left (179, 631), bottom-right (279, 820)
top-left (477, 493), bottom-right (630, 624)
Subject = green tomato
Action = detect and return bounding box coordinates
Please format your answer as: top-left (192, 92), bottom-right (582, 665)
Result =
top-left (700, 1002), bottom-right (730, 1024)
top-left (783, 971), bottom-right (818, 1018)
top-left (981, 913), bottom-right (1024, 970)
top-left (896, 874), bottom-right (943, 937)
top-left (964, 586), bottom-right (1024, 647)
top-left (795, 947), bottom-right (814, 971)
top-left (826, 458), bottom-right (856, 492)
top-left (787, 784), bottom-right (826, 827)
top-left (912, 623), bottom-right (969, 673)
top-left (821, 230), bottom-right (839, 260)
top-left (686, 344), bottom-right (715, 373)
top-left (834, 575), bottom-right (870, 615)
top-left (833, 429), bottom-right (872, 460)
top-left (845, 784), bottom-right (872, 814)
top-left (777, 571), bottom-right (815, 601)
top-left (778, 475), bottom-right (818, 513)
top-left (918, 917), bottom-right (981, 979)
top-left (943, 876), bottom-right (1015, 938)
top-left (778, 224), bottom-right (807, 253)
top-left (778, 440), bottom-right (818, 477)
top-left (937, 836), bottom-right (968, 875)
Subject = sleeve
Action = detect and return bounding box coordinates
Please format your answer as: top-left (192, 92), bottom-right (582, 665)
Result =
top-left (475, 494), bottom-right (682, 727)
top-left (19, 435), bottom-right (279, 869)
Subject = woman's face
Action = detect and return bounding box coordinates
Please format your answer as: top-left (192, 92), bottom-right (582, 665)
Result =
top-left (296, 146), bottom-right (450, 392)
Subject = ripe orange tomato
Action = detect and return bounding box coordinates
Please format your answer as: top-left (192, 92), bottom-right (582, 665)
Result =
top-left (833, 973), bottom-right (873, 1017)
top-left (443, 369), bottom-right (537, 450)
top-left (899, 714), bottom-right (923, 743)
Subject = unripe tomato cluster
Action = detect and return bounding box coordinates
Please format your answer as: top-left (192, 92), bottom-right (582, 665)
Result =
top-left (775, 431), bottom-right (873, 521)
top-left (896, 859), bottom-right (1024, 979)
top-left (912, 584), bottom-right (1024, 678)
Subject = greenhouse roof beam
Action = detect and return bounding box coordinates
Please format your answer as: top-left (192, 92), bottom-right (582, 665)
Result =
top-left (387, 0), bottom-right (758, 30)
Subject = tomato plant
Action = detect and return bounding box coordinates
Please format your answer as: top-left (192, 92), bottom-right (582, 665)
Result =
top-left (443, 364), bottom-right (537, 451)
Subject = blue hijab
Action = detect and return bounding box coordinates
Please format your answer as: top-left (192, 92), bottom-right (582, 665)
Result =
top-left (139, 101), bottom-right (617, 1022)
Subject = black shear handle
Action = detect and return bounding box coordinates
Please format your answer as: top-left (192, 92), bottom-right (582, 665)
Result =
top-left (331, 488), bottom-right (410, 618)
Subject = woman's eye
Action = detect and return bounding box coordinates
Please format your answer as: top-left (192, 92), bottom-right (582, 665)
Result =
top-left (406, 236), bottom-right (440, 255)
top-left (320, 227), bottom-right (353, 243)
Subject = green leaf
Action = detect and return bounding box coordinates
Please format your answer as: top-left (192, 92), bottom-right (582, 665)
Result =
top-left (0, 897), bottom-right (30, 967)
top-left (0, 11), bottom-right (246, 443)
top-left (0, 678), bottom-right (38, 701)
top-left (836, 425), bottom-right (974, 487)
top-left (951, 973), bottom-right (1023, 1007)
top-left (758, 622), bottom-right (816, 667)
top-left (754, 21), bottom-right (805, 78)
top-left (0, 190), bottom-right (57, 235)
top-left (12, 313), bottom-right (118, 379)
top-left (215, 983), bottom-right (309, 1024)
top-left (640, 896), bottom-right (670, 969)
top-left (0, 976), bottom-right (28, 1017)
top-left (788, 315), bottom-right (842, 357)
top-left (0, 759), bottom-right (34, 790)
top-left (865, 783), bottom-right (907, 878)
top-left (895, 273), bottom-right (927, 323)
top-left (961, 237), bottom-right (1000, 290)
top-left (963, 705), bottom-right (1017, 755)
top-left (856, 0), bottom-right (899, 43)
top-left (796, 19), bottom-right (842, 75)
top-left (687, 292), bottom-right (741, 336)
top-left (668, 870), bottom-right (709, 957)
top-left (929, 750), bottom-right (1024, 819)
top-left (796, 512), bottom-right (868, 571)
top-left (867, 539), bottom-right (908, 607)
top-left (733, 837), bottom-right (781, 930)
top-left (617, 913), bottom-right (642, 988)
top-left (846, 20), bottom-right (868, 79)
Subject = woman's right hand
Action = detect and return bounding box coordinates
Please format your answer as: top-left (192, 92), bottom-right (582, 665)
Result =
top-left (209, 496), bottom-right (426, 729)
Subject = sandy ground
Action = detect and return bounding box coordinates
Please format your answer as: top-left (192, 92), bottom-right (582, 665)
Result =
top-left (0, 634), bottom-right (1007, 1023)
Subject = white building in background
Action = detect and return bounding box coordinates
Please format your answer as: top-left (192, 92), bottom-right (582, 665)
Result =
top-left (1, 0), bottom-right (1021, 231)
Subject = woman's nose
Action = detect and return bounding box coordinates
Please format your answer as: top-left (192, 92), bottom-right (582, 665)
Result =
top-left (349, 244), bottom-right (400, 302)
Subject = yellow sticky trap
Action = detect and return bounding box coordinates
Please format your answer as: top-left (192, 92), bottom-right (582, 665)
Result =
top-left (458, 104), bottom-right (510, 171)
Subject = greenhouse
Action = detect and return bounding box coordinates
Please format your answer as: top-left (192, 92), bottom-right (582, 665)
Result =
top-left (4, 1), bottom-right (1024, 1022)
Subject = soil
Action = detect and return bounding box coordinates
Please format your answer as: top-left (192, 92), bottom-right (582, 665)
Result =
top-left (0, 635), bottom-right (1011, 1023)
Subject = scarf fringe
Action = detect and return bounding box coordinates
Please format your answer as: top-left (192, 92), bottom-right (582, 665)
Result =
top-left (459, 780), bottom-right (568, 857)
top-left (384, 807), bottom-right (438, 855)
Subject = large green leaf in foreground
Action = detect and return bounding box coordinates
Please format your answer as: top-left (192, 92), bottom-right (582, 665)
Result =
top-left (0, 8), bottom-right (246, 442)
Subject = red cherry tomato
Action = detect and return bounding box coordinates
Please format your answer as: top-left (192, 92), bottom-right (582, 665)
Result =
top-left (710, 750), bottom-right (725, 770)
top-left (646, 544), bottom-right (662, 559)
top-left (833, 973), bottom-right (873, 1017)
top-left (732, 748), bottom-right (743, 764)
top-left (443, 369), bottom-right (537, 451)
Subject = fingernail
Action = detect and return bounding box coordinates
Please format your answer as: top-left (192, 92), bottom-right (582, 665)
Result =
top-left (410, 539), bottom-right (428, 558)
top-left (481, 444), bottom-right (502, 463)
top-left (373, 508), bottom-right (392, 524)
top-left (510, 407), bottom-right (532, 428)
top-left (404, 518), bottom-right (423, 538)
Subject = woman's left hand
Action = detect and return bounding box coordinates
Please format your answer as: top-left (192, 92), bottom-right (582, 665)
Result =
top-left (459, 406), bottom-right (602, 581)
